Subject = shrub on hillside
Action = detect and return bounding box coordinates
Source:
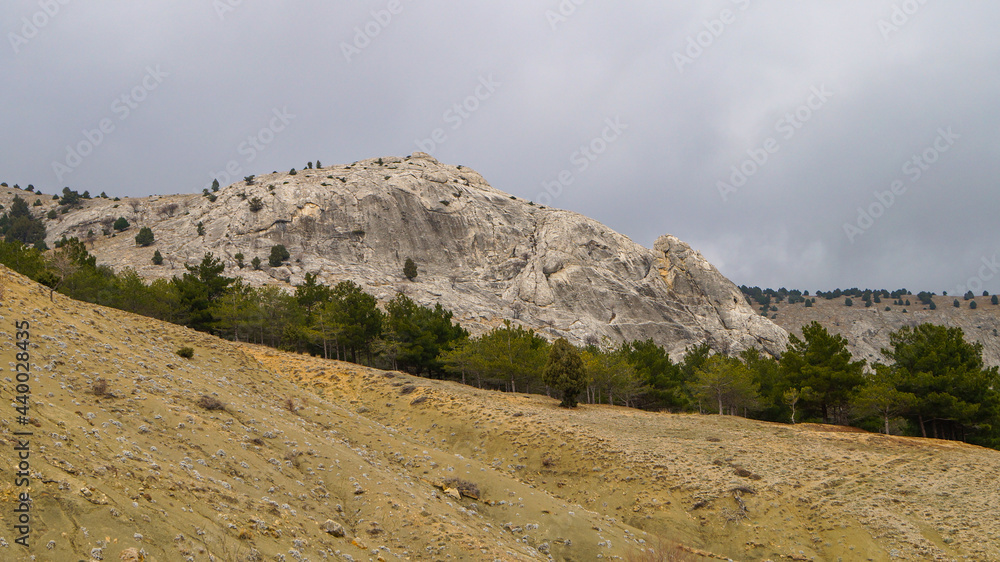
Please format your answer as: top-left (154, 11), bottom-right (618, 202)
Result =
top-left (196, 395), bottom-right (225, 411)
top-left (176, 347), bottom-right (195, 358)
top-left (59, 187), bottom-right (81, 206)
top-left (135, 226), bottom-right (154, 247)
top-left (442, 477), bottom-right (480, 499)
top-left (268, 244), bottom-right (289, 267)
top-left (403, 257), bottom-right (417, 281)
top-left (92, 378), bottom-right (109, 397)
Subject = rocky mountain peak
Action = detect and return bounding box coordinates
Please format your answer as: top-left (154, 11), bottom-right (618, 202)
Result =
top-left (33, 153), bottom-right (788, 357)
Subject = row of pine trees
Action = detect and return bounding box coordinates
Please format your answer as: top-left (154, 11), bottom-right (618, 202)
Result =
top-left (1, 224), bottom-right (999, 448)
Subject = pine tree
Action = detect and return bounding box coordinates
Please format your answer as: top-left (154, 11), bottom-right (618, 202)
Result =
top-left (135, 227), bottom-right (154, 247)
top-left (59, 187), bottom-right (81, 206)
top-left (172, 253), bottom-right (234, 333)
top-left (269, 244), bottom-right (290, 267)
top-left (780, 322), bottom-right (865, 424)
top-left (694, 355), bottom-right (760, 415)
top-left (403, 257), bottom-right (418, 281)
top-left (113, 217), bottom-right (129, 231)
top-left (887, 324), bottom-right (1000, 446)
top-left (383, 293), bottom-right (467, 376)
top-left (543, 338), bottom-right (588, 408)
top-left (850, 364), bottom-right (916, 435)
top-left (151, 250), bottom-right (163, 265)
top-left (2, 196), bottom-right (46, 245)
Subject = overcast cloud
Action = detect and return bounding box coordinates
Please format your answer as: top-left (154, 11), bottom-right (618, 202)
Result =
top-left (3, 1), bottom-right (999, 295)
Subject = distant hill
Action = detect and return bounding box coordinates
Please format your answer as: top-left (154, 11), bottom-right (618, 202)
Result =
top-left (746, 290), bottom-right (1000, 366)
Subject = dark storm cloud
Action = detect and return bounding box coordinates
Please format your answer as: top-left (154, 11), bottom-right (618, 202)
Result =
top-left (3, 0), bottom-right (999, 294)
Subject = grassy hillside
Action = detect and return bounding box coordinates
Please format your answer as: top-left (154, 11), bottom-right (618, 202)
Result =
top-left (248, 350), bottom-right (1000, 560)
top-left (0, 265), bottom-right (656, 560)
top-left (3, 264), bottom-right (1000, 560)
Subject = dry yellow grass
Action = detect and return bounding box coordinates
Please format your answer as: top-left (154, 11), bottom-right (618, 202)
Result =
top-left (0, 265), bottom-right (687, 560)
top-left (248, 347), bottom-right (1000, 561)
top-left (3, 263), bottom-right (1000, 561)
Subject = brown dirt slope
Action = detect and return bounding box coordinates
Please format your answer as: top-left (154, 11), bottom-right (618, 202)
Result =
top-left (0, 265), bottom-right (670, 561)
top-left (247, 347), bottom-right (1000, 562)
top-left (3, 262), bottom-right (1000, 561)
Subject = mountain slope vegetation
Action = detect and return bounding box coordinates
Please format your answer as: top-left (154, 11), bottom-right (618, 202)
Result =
top-left (3, 265), bottom-right (1000, 560)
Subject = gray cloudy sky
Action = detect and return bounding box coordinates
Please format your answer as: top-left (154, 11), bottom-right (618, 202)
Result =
top-left (3, 1), bottom-right (1000, 295)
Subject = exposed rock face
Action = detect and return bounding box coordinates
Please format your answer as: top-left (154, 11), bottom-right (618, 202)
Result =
top-left (654, 235), bottom-right (788, 355)
top-left (34, 153), bottom-right (788, 357)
